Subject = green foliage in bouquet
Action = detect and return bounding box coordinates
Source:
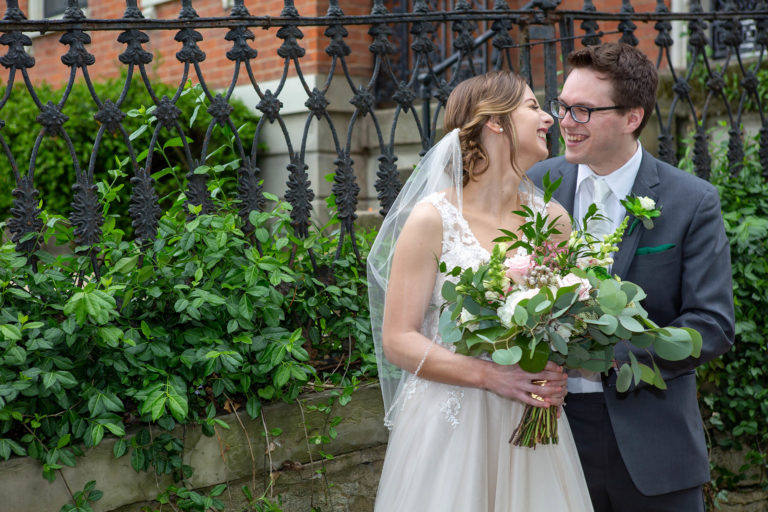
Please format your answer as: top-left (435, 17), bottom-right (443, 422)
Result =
top-left (437, 174), bottom-right (702, 446)
top-left (439, 174), bottom-right (702, 392)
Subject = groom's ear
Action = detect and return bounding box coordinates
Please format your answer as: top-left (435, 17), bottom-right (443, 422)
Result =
top-left (623, 107), bottom-right (644, 135)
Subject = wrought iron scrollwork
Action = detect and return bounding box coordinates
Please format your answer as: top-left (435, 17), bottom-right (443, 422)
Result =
top-left (0, 0), bottom-right (764, 278)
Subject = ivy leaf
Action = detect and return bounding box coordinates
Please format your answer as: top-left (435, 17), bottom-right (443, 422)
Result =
top-left (274, 365), bottom-right (291, 388)
top-left (166, 378), bottom-right (188, 422)
top-left (130, 448), bottom-right (146, 472)
top-left (111, 255), bottom-right (140, 274)
top-left (139, 383), bottom-right (166, 420)
top-left (90, 424), bottom-right (105, 447)
top-left (97, 327), bottom-right (123, 348)
top-left (246, 396), bottom-right (261, 419)
top-left (0, 324), bottom-right (21, 341)
top-left (113, 438), bottom-right (128, 458)
top-left (88, 391), bottom-right (124, 416)
top-left (0, 438), bottom-right (26, 460)
top-left (56, 447), bottom-right (77, 467)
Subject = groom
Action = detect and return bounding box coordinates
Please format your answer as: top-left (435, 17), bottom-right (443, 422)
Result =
top-left (527, 43), bottom-right (735, 511)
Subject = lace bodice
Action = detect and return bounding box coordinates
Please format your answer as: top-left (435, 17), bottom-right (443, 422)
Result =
top-left (421, 192), bottom-right (490, 347)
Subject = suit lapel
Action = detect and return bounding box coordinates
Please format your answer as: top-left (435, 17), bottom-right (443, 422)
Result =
top-left (611, 151), bottom-right (661, 278)
top-left (549, 163), bottom-right (577, 216)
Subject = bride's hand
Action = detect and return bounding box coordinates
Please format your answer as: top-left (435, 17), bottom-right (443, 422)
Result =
top-left (485, 361), bottom-right (567, 408)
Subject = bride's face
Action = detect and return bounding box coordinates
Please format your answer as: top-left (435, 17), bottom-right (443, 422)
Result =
top-left (509, 86), bottom-right (554, 170)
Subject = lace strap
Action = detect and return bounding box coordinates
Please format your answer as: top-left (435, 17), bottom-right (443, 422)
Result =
top-left (423, 192), bottom-right (474, 253)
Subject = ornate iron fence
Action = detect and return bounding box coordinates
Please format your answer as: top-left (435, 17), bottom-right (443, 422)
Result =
top-left (1, 0), bottom-right (766, 275)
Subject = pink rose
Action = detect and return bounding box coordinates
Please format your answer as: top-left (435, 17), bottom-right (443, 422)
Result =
top-left (558, 273), bottom-right (592, 301)
top-left (504, 253), bottom-right (533, 285)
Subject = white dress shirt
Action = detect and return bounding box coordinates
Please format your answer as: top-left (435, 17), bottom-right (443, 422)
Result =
top-left (569, 142), bottom-right (643, 393)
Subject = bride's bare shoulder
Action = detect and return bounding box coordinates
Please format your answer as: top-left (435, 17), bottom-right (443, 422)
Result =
top-left (405, 199), bottom-right (443, 231)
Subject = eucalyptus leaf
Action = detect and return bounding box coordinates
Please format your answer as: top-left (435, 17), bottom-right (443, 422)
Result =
top-left (618, 314), bottom-right (644, 333)
top-left (629, 350), bottom-right (643, 386)
top-left (512, 305), bottom-right (528, 326)
top-left (653, 329), bottom-right (694, 361)
top-left (441, 281), bottom-right (457, 302)
top-left (597, 279), bottom-right (628, 316)
top-left (549, 329), bottom-right (569, 355)
top-left (616, 364), bottom-right (633, 392)
top-left (438, 310), bottom-right (463, 344)
top-left (491, 347), bottom-right (522, 366)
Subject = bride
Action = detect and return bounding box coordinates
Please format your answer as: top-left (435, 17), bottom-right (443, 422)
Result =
top-left (367, 71), bottom-right (594, 511)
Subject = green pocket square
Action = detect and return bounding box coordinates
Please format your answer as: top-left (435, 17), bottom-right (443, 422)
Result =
top-left (635, 243), bottom-right (676, 255)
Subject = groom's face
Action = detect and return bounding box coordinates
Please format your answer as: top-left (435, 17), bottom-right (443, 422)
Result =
top-left (557, 68), bottom-right (636, 175)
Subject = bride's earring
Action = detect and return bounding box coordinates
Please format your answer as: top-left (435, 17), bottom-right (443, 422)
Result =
top-left (498, 127), bottom-right (504, 133)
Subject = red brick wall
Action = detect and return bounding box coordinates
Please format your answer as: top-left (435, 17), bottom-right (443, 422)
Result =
top-left (1, 0), bottom-right (374, 89)
top-left (1, 0), bottom-right (666, 90)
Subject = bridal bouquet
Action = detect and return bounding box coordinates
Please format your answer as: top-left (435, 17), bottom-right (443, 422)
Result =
top-left (437, 176), bottom-right (702, 448)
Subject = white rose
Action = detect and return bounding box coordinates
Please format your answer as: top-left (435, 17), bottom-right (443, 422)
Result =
top-left (638, 196), bottom-right (656, 210)
top-left (460, 309), bottom-right (478, 331)
top-left (498, 288), bottom-right (539, 327)
top-left (497, 302), bottom-right (515, 328)
top-left (555, 323), bottom-right (573, 342)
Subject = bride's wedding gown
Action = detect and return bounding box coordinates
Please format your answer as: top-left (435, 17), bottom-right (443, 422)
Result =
top-left (374, 192), bottom-right (594, 512)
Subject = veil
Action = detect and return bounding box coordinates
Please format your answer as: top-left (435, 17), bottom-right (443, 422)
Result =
top-left (367, 128), bottom-right (463, 427)
top-left (366, 127), bottom-right (551, 428)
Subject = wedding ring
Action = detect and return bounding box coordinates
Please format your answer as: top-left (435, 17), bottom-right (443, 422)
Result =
top-left (530, 379), bottom-right (547, 402)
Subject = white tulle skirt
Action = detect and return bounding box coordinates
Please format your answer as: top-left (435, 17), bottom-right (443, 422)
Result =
top-left (374, 380), bottom-right (594, 512)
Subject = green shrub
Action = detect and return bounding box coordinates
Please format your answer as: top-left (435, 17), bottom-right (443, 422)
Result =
top-left (0, 76), bottom-right (260, 232)
top-left (682, 130), bottom-right (768, 492)
top-left (0, 176), bottom-right (374, 486)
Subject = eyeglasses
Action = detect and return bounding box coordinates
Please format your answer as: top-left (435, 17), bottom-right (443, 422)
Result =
top-left (549, 99), bottom-right (626, 124)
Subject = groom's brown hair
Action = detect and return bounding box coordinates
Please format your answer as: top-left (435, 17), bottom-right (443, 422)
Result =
top-left (567, 43), bottom-right (658, 138)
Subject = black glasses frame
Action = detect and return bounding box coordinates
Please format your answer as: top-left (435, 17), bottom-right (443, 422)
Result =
top-left (549, 99), bottom-right (627, 124)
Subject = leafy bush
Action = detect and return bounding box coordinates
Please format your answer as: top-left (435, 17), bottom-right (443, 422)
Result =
top-left (0, 179), bottom-right (374, 487)
top-left (0, 76), bottom-right (260, 229)
top-left (681, 130), bottom-right (768, 492)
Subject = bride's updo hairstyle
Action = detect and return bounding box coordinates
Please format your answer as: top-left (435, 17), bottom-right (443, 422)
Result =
top-left (443, 71), bottom-right (527, 185)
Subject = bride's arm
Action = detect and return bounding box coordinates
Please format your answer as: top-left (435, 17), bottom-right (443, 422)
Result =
top-left (382, 202), bottom-right (566, 408)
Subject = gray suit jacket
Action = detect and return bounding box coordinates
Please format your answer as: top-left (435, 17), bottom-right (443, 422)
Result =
top-left (528, 151), bottom-right (735, 496)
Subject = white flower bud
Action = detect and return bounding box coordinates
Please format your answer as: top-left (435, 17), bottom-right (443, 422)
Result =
top-left (638, 196), bottom-right (656, 210)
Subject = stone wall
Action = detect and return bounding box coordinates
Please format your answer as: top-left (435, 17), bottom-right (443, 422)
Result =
top-left (0, 383), bottom-right (765, 511)
top-left (0, 384), bottom-right (389, 512)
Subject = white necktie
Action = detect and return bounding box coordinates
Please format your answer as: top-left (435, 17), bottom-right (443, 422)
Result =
top-left (589, 176), bottom-right (613, 239)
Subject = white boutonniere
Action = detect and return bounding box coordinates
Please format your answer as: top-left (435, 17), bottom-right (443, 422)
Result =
top-left (621, 195), bottom-right (661, 234)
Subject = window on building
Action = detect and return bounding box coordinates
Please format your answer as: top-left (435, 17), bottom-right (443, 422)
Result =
top-left (28, 0), bottom-right (88, 19)
top-left (711, 0), bottom-right (758, 58)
